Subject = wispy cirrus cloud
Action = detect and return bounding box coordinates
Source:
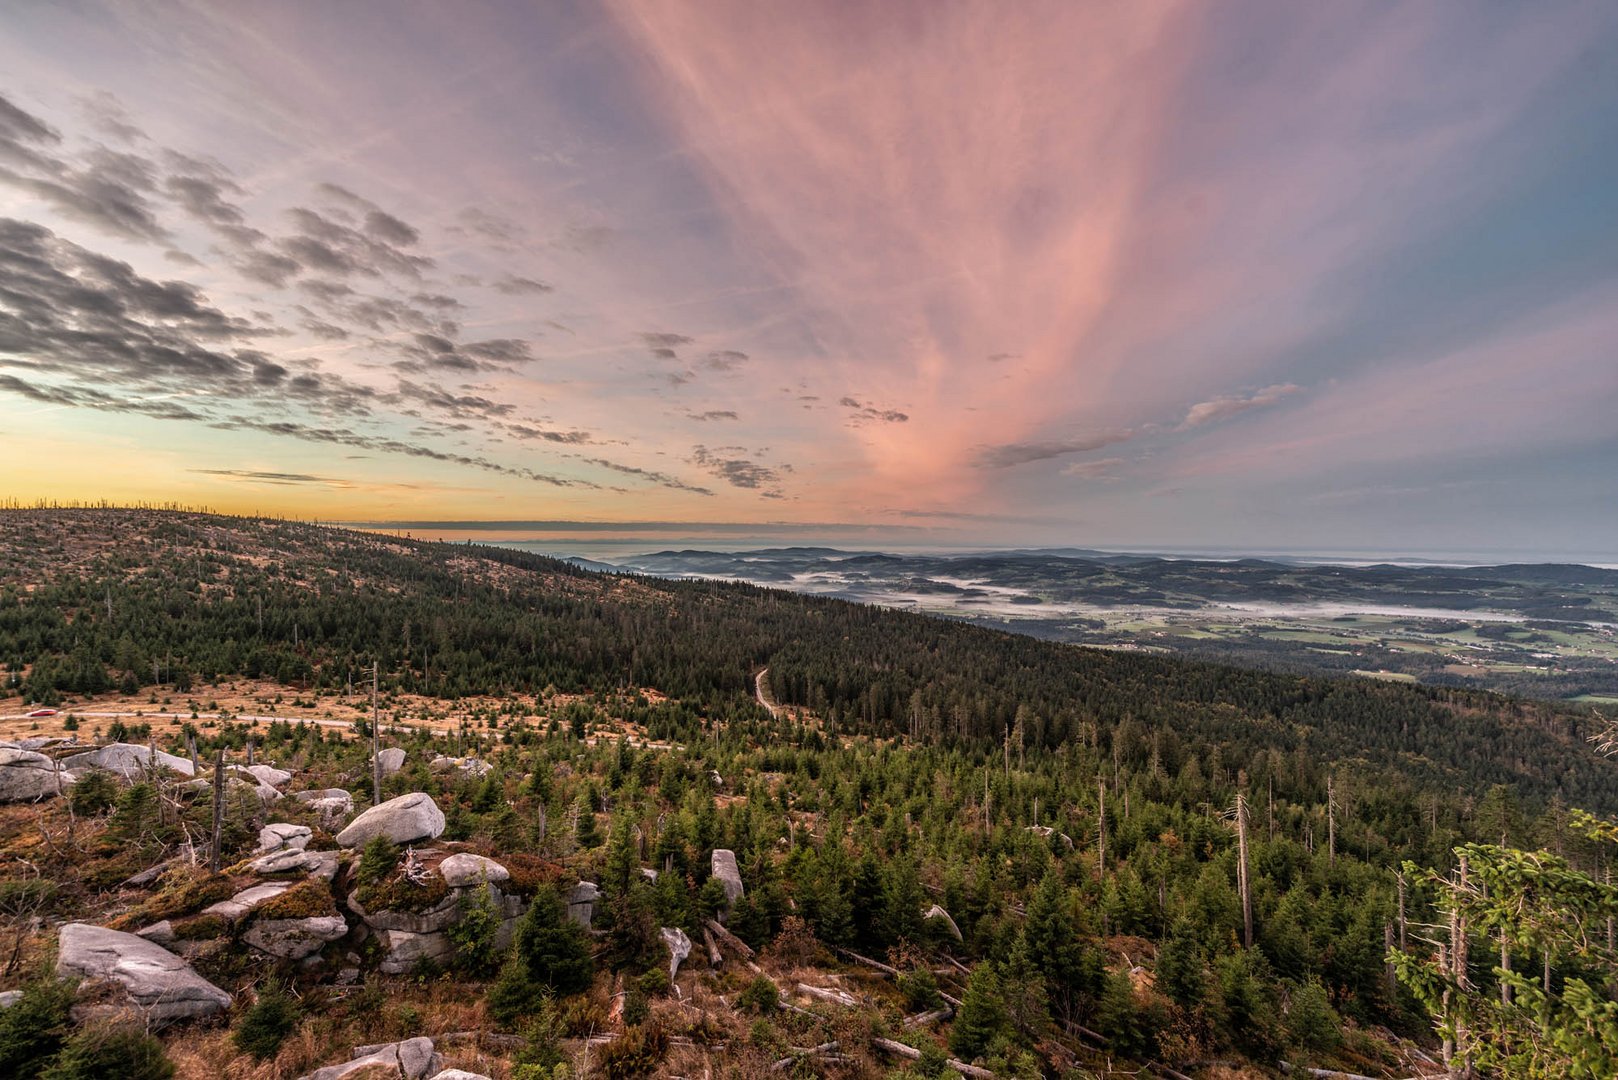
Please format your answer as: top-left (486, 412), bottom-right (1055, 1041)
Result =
top-left (1177, 384), bottom-right (1301, 430)
top-left (973, 431), bottom-right (1133, 469)
top-left (1, 0), bottom-right (1615, 550)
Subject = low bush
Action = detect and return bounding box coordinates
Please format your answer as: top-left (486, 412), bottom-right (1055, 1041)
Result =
top-left (233, 980), bottom-right (300, 1062)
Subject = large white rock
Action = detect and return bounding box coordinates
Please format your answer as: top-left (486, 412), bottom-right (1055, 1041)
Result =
top-left (250, 848), bottom-right (340, 880)
top-left (296, 787), bottom-right (355, 805)
top-left (204, 882), bottom-right (292, 921)
top-left (375, 747), bottom-right (407, 777)
top-left (243, 916), bottom-right (348, 960)
top-left (300, 1038), bottom-right (441, 1080)
top-left (55, 923), bottom-right (230, 1024)
top-left (237, 763), bottom-right (293, 788)
top-left (430, 1072), bottom-right (493, 1080)
top-left (377, 929), bottom-right (454, 974)
top-left (257, 823), bottom-right (313, 853)
top-left (566, 881), bottom-right (600, 928)
top-left (711, 849), bottom-right (744, 913)
top-left (438, 853), bottom-right (509, 888)
top-left (180, 774), bottom-right (276, 803)
top-left (60, 742), bottom-right (194, 779)
top-left (0, 747), bottom-right (71, 802)
top-left (336, 792), bottom-right (445, 848)
top-left (662, 926), bottom-right (692, 980)
top-left (430, 755), bottom-right (492, 779)
top-left (295, 787), bottom-right (356, 824)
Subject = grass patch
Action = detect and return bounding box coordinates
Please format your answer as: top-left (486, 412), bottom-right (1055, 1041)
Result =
top-left (254, 879), bottom-right (338, 921)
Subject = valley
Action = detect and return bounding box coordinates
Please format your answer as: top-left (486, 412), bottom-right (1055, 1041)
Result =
top-left (574, 547), bottom-right (1618, 703)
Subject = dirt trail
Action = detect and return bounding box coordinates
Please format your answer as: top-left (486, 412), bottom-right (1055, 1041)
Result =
top-left (754, 667), bottom-right (781, 719)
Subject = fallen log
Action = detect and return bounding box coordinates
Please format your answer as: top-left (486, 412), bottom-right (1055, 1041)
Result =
top-left (1279, 1065), bottom-right (1426, 1080)
top-left (902, 1006), bottom-right (953, 1028)
top-left (705, 918), bottom-right (755, 959)
top-left (702, 927), bottom-right (723, 967)
top-left (796, 983), bottom-right (860, 1008)
top-left (873, 1036), bottom-right (995, 1079)
top-left (770, 1040), bottom-right (840, 1071)
top-left (833, 946), bottom-right (900, 976)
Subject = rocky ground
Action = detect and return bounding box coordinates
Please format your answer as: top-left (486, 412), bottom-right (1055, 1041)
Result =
top-left (0, 728), bottom-right (971, 1080)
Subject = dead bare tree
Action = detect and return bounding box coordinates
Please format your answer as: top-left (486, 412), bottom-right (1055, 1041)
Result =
top-left (371, 660), bottom-right (382, 805)
top-left (209, 746), bottom-right (225, 873)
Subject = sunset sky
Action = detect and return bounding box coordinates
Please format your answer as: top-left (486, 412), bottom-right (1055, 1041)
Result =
top-left (1, 2), bottom-right (1615, 557)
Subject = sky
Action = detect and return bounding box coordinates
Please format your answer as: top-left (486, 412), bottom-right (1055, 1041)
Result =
top-left (0, 1), bottom-right (1615, 559)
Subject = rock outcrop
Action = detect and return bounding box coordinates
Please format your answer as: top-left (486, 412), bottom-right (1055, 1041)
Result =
top-left (204, 882), bottom-right (292, 921)
top-left (243, 915), bottom-right (348, 960)
top-left (299, 1037), bottom-right (442, 1080)
top-left (347, 857), bottom-right (526, 974)
top-left (257, 822), bottom-right (313, 853)
top-left (0, 747), bottom-right (70, 802)
top-left (250, 848), bottom-right (341, 880)
top-left (60, 742), bottom-right (194, 779)
top-left (566, 881), bottom-right (600, 928)
top-left (55, 923), bottom-right (230, 1024)
top-left (438, 853), bottom-right (509, 888)
top-left (336, 792), bottom-right (445, 848)
top-left (375, 747), bottom-right (407, 777)
top-left (243, 763), bottom-right (293, 787)
top-left (295, 787), bottom-right (356, 825)
top-left (711, 849), bottom-right (744, 916)
top-left (430, 755), bottom-right (492, 779)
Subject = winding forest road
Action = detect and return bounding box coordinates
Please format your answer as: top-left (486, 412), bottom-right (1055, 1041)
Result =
top-left (753, 667), bottom-right (781, 718)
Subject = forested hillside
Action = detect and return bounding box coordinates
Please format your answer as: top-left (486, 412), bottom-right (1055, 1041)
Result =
top-left (0, 509), bottom-right (1614, 1079)
top-left (2, 510), bottom-right (1609, 809)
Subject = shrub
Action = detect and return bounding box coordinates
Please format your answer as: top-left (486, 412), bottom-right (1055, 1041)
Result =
top-left (737, 975), bottom-right (778, 1015)
top-left (447, 884), bottom-right (501, 976)
top-left (233, 980), bottom-right (300, 1061)
top-left (509, 996), bottom-right (568, 1072)
top-left (39, 1028), bottom-right (174, 1080)
top-left (68, 769), bottom-right (118, 816)
top-left (899, 966), bottom-right (943, 1012)
top-left (108, 783), bottom-right (164, 849)
top-left (950, 965), bottom-right (1009, 1062)
top-left (593, 1022), bottom-right (666, 1080)
top-left (622, 988), bottom-right (650, 1027)
top-left (636, 966), bottom-right (669, 998)
top-left (356, 836), bottom-right (399, 886)
top-left (0, 977), bottom-right (75, 1080)
top-left (1286, 977), bottom-right (1342, 1053)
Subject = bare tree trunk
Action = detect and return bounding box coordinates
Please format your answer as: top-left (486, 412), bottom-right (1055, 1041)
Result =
top-left (371, 661), bottom-right (382, 805)
top-left (1236, 793), bottom-right (1253, 949)
top-left (1608, 865), bottom-right (1614, 955)
top-left (1097, 778), bottom-right (1106, 881)
top-left (209, 747), bottom-right (225, 874)
top-left (1449, 855), bottom-right (1471, 1079)
top-left (1327, 775), bottom-right (1336, 867)
top-left (1397, 871), bottom-right (1408, 951)
top-left (1499, 926), bottom-right (1511, 1005)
